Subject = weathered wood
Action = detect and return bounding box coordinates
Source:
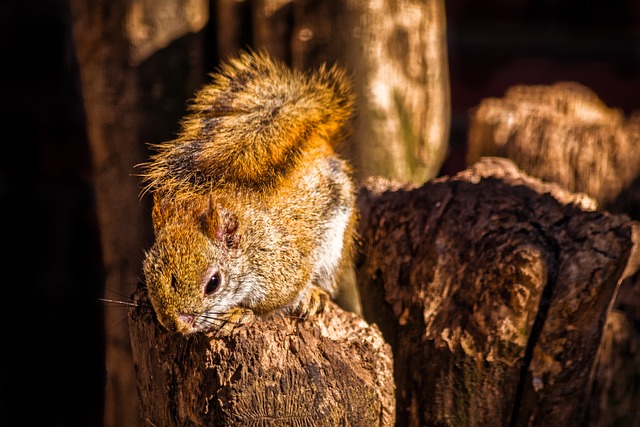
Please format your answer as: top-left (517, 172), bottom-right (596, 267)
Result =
top-left (467, 81), bottom-right (640, 219)
top-left (129, 287), bottom-right (395, 426)
top-left (467, 83), bottom-right (640, 425)
top-left (355, 157), bottom-right (633, 426)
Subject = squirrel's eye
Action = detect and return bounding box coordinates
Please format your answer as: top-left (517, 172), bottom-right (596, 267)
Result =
top-left (204, 272), bottom-right (221, 295)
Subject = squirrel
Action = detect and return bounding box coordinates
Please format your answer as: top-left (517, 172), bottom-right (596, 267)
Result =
top-left (139, 50), bottom-right (358, 335)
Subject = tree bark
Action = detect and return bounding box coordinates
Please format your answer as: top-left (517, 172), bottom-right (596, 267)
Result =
top-left (355, 157), bottom-right (634, 426)
top-left (128, 287), bottom-right (395, 426)
top-left (466, 81), bottom-right (640, 220)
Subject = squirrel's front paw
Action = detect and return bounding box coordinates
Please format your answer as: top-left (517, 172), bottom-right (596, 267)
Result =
top-left (210, 307), bottom-right (255, 337)
top-left (296, 287), bottom-right (330, 320)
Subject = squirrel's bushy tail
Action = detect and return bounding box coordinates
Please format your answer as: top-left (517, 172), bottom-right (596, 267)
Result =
top-left (141, 50), bottom-right (355, 195)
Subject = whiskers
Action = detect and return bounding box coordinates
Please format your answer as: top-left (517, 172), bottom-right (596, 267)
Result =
top-left (193, 309), bottom-right (255, 337)
top-left (99, 287), bottom-right (152, 309)
top-left (194, 311), bottom-right (236, 335)
top-left (193, 309), bottom-right (311, 337)
top-left (98, 297), bottom-right (139, 307)
top-left (98, 287), bottom-right (153, 332)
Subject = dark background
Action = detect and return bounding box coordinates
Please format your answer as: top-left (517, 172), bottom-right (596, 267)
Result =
top-left (0, 0), bottom-right (638, 425)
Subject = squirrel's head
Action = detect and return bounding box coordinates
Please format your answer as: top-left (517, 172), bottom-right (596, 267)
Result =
top-left (142, 194), bottom-right (249, 334)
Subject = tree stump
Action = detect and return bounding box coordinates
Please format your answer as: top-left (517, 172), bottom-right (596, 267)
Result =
top-left (355, 157), bottom-right (634, 426)
top-left (466, 81), bottom-right (640, 219)
top-left (467, 83), bottom-right (640, 425)
top-left (129, 288), bottom-right (395, 426)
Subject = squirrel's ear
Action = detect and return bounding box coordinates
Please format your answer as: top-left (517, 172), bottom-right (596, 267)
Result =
top-left (201, 199), bottom-right (240, 248)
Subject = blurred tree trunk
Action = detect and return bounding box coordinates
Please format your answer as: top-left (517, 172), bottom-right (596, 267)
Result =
top-left (340, 0), bottom-right (450, 183)
top-left (68, 1), bottom-right (207, 426)
top-left (251, 0), bottom-right (451, 184)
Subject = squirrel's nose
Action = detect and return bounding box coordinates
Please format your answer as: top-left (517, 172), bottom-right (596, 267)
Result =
top-left (178, 313), bottom-right (195, 326)
top-left (173, 313), bottom-right (196, 334)
top-left (165, 313), bottom-right (195, 334)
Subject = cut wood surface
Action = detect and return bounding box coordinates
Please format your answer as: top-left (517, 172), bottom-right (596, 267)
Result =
top-left (129, 289), bottom-right (395, 426)
top-left (355, 157), bottom-right (634, 426)
top-left (467, 81), bottom-right (640, 219)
